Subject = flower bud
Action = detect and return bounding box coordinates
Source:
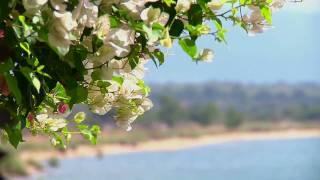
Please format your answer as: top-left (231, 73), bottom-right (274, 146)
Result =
top-left (50, 138), bottom-right (58, 146)
top-left (27, 112), bottom-right (35, 123)
top-left (160, 28), bottom-right (172, 48)
top-left (0, 29), bottom-right (4, 39)
top-left (57, 102), bottom-right (69, 114)
top-left (198, 49), bottom-right (214, 62)
top-left (208, 0), bottom-right (225, 11)
top-left (175, 0), bottom-right (192, 13)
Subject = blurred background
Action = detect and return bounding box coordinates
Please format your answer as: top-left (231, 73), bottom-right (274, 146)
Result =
top-left (1, 1), bottom-right (320, 180)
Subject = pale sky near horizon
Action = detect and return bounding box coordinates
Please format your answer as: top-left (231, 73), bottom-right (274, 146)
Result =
top-left (145, 0), bottom-right (320, 84)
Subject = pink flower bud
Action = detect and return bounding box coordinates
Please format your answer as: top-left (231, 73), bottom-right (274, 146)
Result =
top-left (57, 103), bottom-right (69, 114)
top-left (27, 113), bottom-right (34, 123)
top-left (0, 29), bottom-right (4, 39)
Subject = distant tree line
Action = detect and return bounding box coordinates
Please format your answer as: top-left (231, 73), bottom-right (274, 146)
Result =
top-left (135, 82), bottom-right (320, 129)
top-left (138, 95), bottom-right (244, 129)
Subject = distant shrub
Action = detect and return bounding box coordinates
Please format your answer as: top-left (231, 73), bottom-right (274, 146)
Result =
top-left (48, 157), bottom-right (60, 168)
top-left (225, 109), bottom-right (243, 129)
top-left (0, 147), bottom-right (28, 177)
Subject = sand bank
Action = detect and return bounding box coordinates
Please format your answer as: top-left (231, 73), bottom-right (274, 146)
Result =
top-left (20, 128), bottom-right (320, 163)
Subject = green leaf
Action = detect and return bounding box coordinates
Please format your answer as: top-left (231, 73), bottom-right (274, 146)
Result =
top-left (66, 85), bottom-right (88, 104)
top-left (53, 83), bottom-right (71, 102)
top-left (20, 67), bottom-right (41, 93)
top-left (142, 24), bottom-right (163, 44)
top-left (19, 42), bottom-right (31, 56)
top-left (127, 44), bottom-right (142, 69)
top-left (77, 124), bottom-right (98, 145)
top-left (261, 6), bottom-right (272, 24)
top-left (64, 45), bottom-right (87, 73)
top-left (112, 76), bottom-right (124, 85)
top-left (4, 124), bottom-right (23, 148)
top-left (109, 16), bottom-right (120, 28)
top-left (240, 0), bottom-right (251, 5)
top-left (0, 58), bottom-right (14, 73)
top-left (0, 0), bottom-right (10, 21)
top-left (52, 133), bottom-right (66, 148)
top-left (178, 39), bottom-right (198, 59)
top-left (3, 72), bottom-right (22, 105)
top-left (137, 80), bottom-right (151, 95)
top-left (169, 19), bottom-right (184, 37)
top-left (153, 50), bottom-right (165, 65)
top-left (90, 125), bottom-right (101, 145)
top-left (96, 80), bottom-right (111, 88)
top-left (36, 65), bottom-right (51, 78)
top-left (92, 35), bottom-right (104, 52)
top-left (129, 56), bottom-right (139, 70)
top-left (214, 21), bottom-right (227, 43)
top-left (27, 57), bottom-right (40, 67)
top-left (188, 4), bottom-right (203, 26)
top-left (162, 0), bottom-right (175, 6)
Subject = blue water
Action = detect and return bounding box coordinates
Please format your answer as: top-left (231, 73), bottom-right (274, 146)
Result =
top-left (35, 138), bottom-right (320, 180)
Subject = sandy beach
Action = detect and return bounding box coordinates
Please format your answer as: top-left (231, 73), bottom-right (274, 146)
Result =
top-left (19, 128), bottom-right (320, 163)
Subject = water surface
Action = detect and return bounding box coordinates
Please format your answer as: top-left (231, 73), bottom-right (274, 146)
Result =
top-left (36, 137), bottom-right (320, 180)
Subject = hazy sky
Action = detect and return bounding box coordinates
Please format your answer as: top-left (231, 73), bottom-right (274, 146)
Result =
top-left (145, 1), bottom-right (320, 84)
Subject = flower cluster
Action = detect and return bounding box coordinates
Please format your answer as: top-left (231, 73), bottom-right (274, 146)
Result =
top-left (0, 0), bottom-right (284, 147)
top-left (242, 0), bottom-right (285, 36)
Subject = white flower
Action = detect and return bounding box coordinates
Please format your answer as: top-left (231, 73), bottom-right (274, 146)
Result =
top-left (119, 79), bottom-right (141, 98)
top-left (175, 0), bottom-right (192, 13)
top-left (92, 66), bottom-right (114, 80)
top-left (54, 12), bottom-right (77, 31)
top-left (120, 0), bottom-right (146, 19)
top-left (272, 0), bottom-right (286, 11)
top-left (140, 98), bottom-right (153, 111)
top-left (94, 15), bottom-right (111, 38)
top-left (207, 0), bottom-right (225, 11)
top-left (158, 12), bottom-right (170, 26)
top-left (90, 45), bottom-right (116, 65)
top-left (120, 0), bottom-right (158, 19)
top-left (140, 7), bottom-right (161, 25)
top-left (199, 48), bottom-right (214, 62)
top-left (129, 59), bottom-right (147, 79)
top-left (36, 114), bottom-right (49, 121)
top-left (140, 6), bottom-right (170, 26)
top-left (22, 0), bottom-right (48, 13)
top-left (106, 27), bottom-right (135, 57)
top-left (48, 11), bottom-right (77, 55)
top-left (36, 114), bottom-right (67, 131)
top-left (248, 24), bottom-right (271, 37)
top-left (73, 0), bottom-right (99, 28)
top-left (45, 118), bottom-right (67, 131)
top-left (242, 6), bottom-right (271, 36)
top-left (114, 98), bottom-right (141, 131)
top-left (50, 0), bottom-right (68, 12)
top-left (100, 0), bottom-right (121, 13)
top-left (88, 91), bottom-right (115, 115)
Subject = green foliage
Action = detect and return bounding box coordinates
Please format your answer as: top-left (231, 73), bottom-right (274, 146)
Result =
top-left (0, 0), bottom-right (280, 148)
top-left (137, 82), bottom-right (320, 129)
top-left (225, 108), bottom-right (243, 129)
top-left (158, 96), bottom-right (187, 126)
top-left (0, 146), bottom-right (28, 177)
top-left (179, 39), bottom-right (198, 59)
top-left (188, 4), bottom-right (203, 26)
top-left (48, 157), bottom-right (60, 168)
top-left (190, 103), bottom-right (220, 125)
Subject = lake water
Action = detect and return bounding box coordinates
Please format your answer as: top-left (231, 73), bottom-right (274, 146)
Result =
top-left (34, 137), bottom-right (320, 180)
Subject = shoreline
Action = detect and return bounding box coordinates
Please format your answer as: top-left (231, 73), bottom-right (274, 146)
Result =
top-left (20, 128), bottom-right (320, 163)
